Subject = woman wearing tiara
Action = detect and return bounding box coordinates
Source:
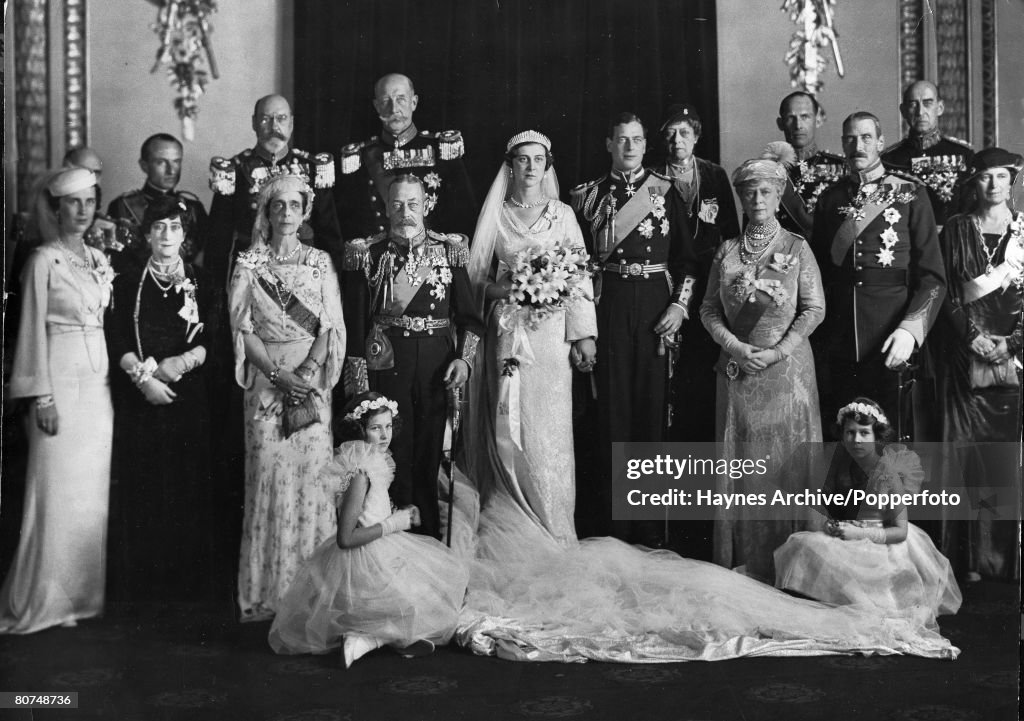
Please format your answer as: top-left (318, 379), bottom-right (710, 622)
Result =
top-left (464, 130), bottom-right (597, 548)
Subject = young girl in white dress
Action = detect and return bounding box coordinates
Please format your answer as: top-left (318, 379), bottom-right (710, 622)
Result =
top-left (774, 398), bottom-right (962, 628)
top-left (268, 392), bottom-right (469, 667)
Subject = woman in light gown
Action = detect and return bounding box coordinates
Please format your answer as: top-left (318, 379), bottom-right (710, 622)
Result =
top-left (452, 133), bottom-right (957, 663)
top-left (229, 175), bottom-right (345, 620)
top-left (1, 168), bottom-right (115, 633)
top-left (464, 130), bottom-right (597, 548)
top-left (775, 398), bottom-right (962, 629)
top-left (699, 152), bottom-right (825, 581)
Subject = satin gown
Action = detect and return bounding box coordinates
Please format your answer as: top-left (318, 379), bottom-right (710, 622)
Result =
top-left (1, 243), bottom-right (114, 633)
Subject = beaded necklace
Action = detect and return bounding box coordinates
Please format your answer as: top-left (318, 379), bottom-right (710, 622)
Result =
top-left (971, 211), bottom-right (1011, 274)
top-left (740, 220), bottom-right (780, 265)
top-left (507, 196), bottom-right (549, 209)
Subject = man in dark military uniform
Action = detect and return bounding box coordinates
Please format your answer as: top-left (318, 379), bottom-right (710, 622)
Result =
top-left (206, 94), bottom-right (342, 288)
top-left (774, 91), bottom-right (846, 238)
top-left (813, 111), bottom-right (946, 440)
top-left (571, 112), bottom-right (699, 544)
top-left (106, 133), bottom-right (208, 272)
top-left (342, 174), bottom-right (484, 540)
top-left (335, 73), bottom-right (476, 240)
top-left (881, 81), bottom-right (974, 229)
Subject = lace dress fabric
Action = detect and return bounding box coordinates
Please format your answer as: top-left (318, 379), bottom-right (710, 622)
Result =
top-left (1, 244), bottom-right (113, 633)
top-left (229, 246), bottom-right (346, 619)
top-left (269, 442), bottom-right (468, 654)
top-left (699, 231), bottom-right (826, 580)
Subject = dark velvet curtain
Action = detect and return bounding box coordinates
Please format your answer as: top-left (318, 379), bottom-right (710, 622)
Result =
top-left (294, 0), bottom-right (719, 203)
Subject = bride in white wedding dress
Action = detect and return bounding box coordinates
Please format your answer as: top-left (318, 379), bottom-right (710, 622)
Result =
top-left (452, 131), bottom-right (958, 663)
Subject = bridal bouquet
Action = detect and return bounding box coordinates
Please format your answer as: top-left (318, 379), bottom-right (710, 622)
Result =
top-left (505, 243), bottom-right (591, 321)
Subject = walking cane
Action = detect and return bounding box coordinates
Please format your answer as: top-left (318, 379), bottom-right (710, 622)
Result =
top-left (444, 386), bottom-right (463, 548)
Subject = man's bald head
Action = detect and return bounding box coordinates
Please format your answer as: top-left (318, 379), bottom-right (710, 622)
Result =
top-left (900, 81), bottom-right (944, 136)
top-left (251, 94), bottom-right (293, 156)
top-left (373, 74), bottom-right (418, 137)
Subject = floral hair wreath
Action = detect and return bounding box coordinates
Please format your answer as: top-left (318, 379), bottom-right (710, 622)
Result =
top-left (836, 402), bottom-right (889, 427)
top-left (344, 396), bottom-right (399, 422)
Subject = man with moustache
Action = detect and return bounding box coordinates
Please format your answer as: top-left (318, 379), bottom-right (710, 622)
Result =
top-left (341, 175), bottom-right (484, 539)
top-left (107, 133), bottom-right (209, 271)
top-left (336, 73), bottom-right (476, 239)
top-left (881, 81), bottom-right (974, 228)
top-left (207, 94), bottom-right (342, 287)
top-left (571, 112), bottom-right (698, 544)
top-left (775, 91), bottom-right (846, 237)
top-left (812, 111), bottom-right (945, 439)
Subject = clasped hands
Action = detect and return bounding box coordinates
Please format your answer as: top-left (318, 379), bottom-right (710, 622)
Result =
top-left (266, 360), bottom-right (320, 414)
top-left (570, 337), bottom-right (597, 372)
top-left (730, 342), bottom-right (782, 375)
top-left (824, 518), bottom-right (883, 542)
top-left (970, 333), bottom-right (1012, 365)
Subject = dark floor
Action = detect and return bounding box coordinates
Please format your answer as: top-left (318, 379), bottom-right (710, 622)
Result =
top-left (0, 579), bottom-right (1018, 721)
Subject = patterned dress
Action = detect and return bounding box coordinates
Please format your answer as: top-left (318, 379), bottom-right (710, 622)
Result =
top-left (228, 244), bottom-right (345, 619)
top-left (700, 229), bottom-right (825, 580)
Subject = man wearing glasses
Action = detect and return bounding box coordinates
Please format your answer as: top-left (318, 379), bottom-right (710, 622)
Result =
top-left (571, 112), bottom-right (698, 545)
top-left (207, 94), bottom-right (342, 286)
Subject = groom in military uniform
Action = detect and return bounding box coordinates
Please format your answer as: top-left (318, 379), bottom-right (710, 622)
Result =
top-left (571, 112), bottom-right (699, 544)
top-left (342, 174), bottom-right (484, 539)
top-left (335, 73), bottom-right (477, 240)
top-left (813, 111), bottom-right (946, 439)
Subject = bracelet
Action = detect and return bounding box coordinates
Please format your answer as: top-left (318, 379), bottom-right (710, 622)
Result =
top-left (268, 366), bottom-right (281, 386)
top-left (128, 357), bottom-right (158, 388)
top-left (35, 395), bottom-right (55, 409)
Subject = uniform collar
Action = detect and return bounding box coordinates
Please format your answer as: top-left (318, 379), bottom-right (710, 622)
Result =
top-left (252, 144), bottom-right (291, 164)
top-left (794, 143), bottom-right (819, 162)
top-left (389, 229), bottom-right (428, 252)
top-left (381, 123), bottom-right (419, 149)
top-left (851, 160), bottom-right (886, 185)
top-left (611, 166), bottom-right (646, 185)
top-left (909, 128), bottom-right (941, 152)
top-left (142, 181), bottom-right (175, 199)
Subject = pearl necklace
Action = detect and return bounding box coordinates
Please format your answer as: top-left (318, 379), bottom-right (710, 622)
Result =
top-left (740, 220), bottom-right (780, 265)
top-left (147, 258), bottom-right (183, 298)
top-left (507, 196), bottom-right (549, 209)
top-left (273, 242), bottom-right (301, 263)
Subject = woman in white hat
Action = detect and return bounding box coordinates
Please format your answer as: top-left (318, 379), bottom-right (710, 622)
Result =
top-left (1, 167), bottom-right (115, 633)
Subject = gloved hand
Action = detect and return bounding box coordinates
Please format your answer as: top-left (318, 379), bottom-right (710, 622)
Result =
top-left (379, 507), bottom-right (415, 536)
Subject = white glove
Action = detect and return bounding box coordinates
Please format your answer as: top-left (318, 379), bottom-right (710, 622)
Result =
top-left (840, 522), bottom-right (886, 544)
top-left (380, 508), bottom-right (414, 536)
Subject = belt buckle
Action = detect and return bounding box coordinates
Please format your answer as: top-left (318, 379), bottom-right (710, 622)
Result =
top-left (623, 262), bottom-right (643, 277)
top-left (409, 316), bottom-right (426, 332)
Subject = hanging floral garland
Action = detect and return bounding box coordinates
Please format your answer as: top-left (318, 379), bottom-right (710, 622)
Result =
top-left (782, 0), bottom-right (844, 94)
top-left (148, 0), bottom-right (219, 141)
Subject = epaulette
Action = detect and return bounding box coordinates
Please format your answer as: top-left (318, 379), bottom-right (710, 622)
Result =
top-left (427, 230), bottom-right (470, 266)
top-left (209, 156), bottom-right (236, 195)
top-left (339, 140), bottom-right (369, 174)
top-left (428, 129), bottom-right (465, 160)
top-left (885, 169), bottom-right (924, 187)
top-left (312, 152), bottom-right (335, 189)
top-left (176, 189), bottom-right (201, 202)
top-left (569, 177), bottom-right (601, 212)
top-left (880, 139), bottom-right (908, 156)
top-left (941, 135), bottom-right (973, 150)
top-left (817, 151), bottom-right (846, 163)
top-left (342, 233), bottom-right (385, 271)
top-left (292, 148), bottom-right (310, 159)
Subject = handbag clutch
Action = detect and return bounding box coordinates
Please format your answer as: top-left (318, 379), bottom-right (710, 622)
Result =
top-left (365, 322), bottom-right (395, 371)
top-left (282, 391), bottom-right (322, 438)
top-left (969, 357), bottom-right (1020, 389)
